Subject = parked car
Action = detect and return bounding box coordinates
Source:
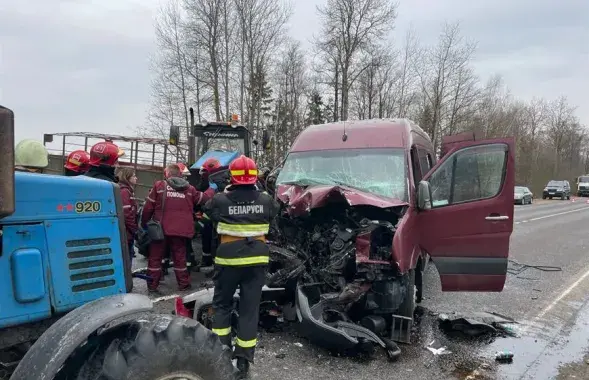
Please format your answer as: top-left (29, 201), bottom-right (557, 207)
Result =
top-left (514, 186), bottom-right (533, 204)
top-left (542, 180), bottom-right (571, 200)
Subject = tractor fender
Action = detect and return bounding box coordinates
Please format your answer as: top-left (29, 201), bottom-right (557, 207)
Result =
top-left (10, 293), bottom-right (153, 380)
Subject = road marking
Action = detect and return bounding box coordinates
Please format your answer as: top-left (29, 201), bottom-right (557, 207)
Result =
top-left (515, 206), bottom-right (589, 225)
top-left (523, 264), bottom-right (589, 333)
top-left (152, 294), bottom-right (180, 303)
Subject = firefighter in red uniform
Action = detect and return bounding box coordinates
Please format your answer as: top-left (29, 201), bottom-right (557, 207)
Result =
top-left (142, 163), bottom-right (214, 292)
top-left (199, 157), bottom-right (222, 266)
top-left (177, 162), bottom-right (191, 177)
top-left (203, 155), bottom-right (279, 378)
top-left (64, 150), bottom-right (90, 176)
top-left (85, 141), bottom-right (122, 182)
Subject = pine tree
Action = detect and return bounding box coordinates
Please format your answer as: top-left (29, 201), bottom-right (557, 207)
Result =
top-left (306, 90), bottom-right (325, 126)
top-left (323, 96), bottom-right (335, 123)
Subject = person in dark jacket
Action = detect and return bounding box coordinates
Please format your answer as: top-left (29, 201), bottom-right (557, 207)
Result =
top-left (203, 155), bottom-right (279, 378)
top-left (141, 164), bottom-right (214, 292)
top-left (85, 141), bottom-right (122, 182)
top-left (115, 166), bottom-right (138, 260)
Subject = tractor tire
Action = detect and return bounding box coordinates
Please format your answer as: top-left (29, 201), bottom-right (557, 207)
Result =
top-left (397, 270), bottom-right (416, 318)
top-left (75, 314), bottom-right (237, 380)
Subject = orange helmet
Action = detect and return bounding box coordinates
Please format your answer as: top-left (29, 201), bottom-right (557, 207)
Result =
top-left (64, 150), bottom-right (90, 173)
top-left (201, 157), bottom-right (221, 173)
top-left (177, 162), bottom-right (190, 176)
top-left (229, 155), bottom-right (258, 185)
top-left (89, 141), bottom-right (120, 167)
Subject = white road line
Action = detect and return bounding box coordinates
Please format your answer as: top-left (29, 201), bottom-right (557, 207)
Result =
top-left (523, 264), bottom-right (589, 333)
top-left (152, 294), bottom-right (180, 303)
top-left (515, 206), bottom-right (589, 225)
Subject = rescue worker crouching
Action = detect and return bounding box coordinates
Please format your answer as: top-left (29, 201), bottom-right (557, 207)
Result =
top-left (85, 141), bottom-right (122, 182)
top-left (141, 164), bottom-right (214, 292)
top-left (64, 150), bottom-right (90, 176)
top-left (202, 155), bottom-right (279, 378)
top-left (14, 139), bottom-right (49, 173)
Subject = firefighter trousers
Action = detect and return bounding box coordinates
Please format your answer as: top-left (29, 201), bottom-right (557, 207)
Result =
top-left (147, 236), bottom-right (190, 290)
top-left (212, 265), bottom-right (266, 363)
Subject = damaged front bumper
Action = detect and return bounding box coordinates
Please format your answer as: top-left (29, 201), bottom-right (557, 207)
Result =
top-left (180, 284), bottom-right (401, 360)
top-left (295, 285), bottom-right (401, 360)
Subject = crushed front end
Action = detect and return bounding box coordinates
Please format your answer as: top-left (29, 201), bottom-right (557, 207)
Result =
top-left (266, 184), bottom-right (413, 357)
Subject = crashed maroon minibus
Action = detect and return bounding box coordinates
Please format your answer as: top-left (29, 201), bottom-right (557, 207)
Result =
top-left (179, 119), bottom-right (515, 358)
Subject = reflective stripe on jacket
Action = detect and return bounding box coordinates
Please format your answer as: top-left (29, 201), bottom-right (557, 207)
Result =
top-left (203, 186), bottom-right (279, 267)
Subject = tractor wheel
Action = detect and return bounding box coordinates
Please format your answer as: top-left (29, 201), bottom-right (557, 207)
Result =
top-left (75, 314), bottom-right (237, 380)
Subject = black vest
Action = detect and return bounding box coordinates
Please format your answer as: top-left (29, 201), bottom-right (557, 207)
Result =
top-left (212, 188), bottom-right (274, 266)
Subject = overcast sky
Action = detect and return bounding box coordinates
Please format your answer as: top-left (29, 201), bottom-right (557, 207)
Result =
top-left (1, 0), bottom-right (588, 145)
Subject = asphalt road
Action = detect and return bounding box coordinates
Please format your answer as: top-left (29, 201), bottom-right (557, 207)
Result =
top-left (131, 198), bottom-right (589, 380)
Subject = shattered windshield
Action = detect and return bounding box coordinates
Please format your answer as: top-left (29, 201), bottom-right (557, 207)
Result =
top-left (276, 148), bottom-right (407, 201)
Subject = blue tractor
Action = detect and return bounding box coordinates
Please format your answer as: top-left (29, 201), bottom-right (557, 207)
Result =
top-left (0, 106), bottom-right (236, 380)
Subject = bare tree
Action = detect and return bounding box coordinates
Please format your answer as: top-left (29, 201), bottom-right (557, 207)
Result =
top-left (546, 96), bottom-right (578, 175)
top-left (234, 0), bottom-right (291, 127)
top-left (154, 0), bottom-right (192, 137)
top-left (184, 0), bottom-right (226, 121)
top-left (413, 22), bottom-right (477, 150)
top-left (315, 0), bottom-right (398, 120)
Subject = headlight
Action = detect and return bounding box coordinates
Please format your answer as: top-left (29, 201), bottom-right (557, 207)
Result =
top-left (543, 188), bottom-right (548, 191)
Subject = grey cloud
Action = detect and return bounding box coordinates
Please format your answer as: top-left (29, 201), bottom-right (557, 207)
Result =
top-left (1, 0), bottom-right (587, 143)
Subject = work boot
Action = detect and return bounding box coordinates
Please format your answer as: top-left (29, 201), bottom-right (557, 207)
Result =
top-left (236, 357), bottom-right (250, 379)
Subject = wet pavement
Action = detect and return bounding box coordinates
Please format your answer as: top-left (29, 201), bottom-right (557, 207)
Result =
top-left (132, 200), bottom-right (589, 380)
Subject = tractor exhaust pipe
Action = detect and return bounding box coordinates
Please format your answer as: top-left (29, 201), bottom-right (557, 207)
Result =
top-left (0, 106), bottom-right (15, 219)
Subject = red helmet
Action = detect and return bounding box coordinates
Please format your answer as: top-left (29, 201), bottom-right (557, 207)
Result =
top-left (177, 162), bottom-right (190, 176)
top-left (89, 141), bottom-right (120, 167)
top-left (64, 150), bottom-right (90, 173)
top-left (201, 157), bottom-right (221, 173)
top-left (229, 155), bottom-right (258, 185)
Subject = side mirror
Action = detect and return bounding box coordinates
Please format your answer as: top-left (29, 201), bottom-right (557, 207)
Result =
top-left (417, 180), bottom-right (432, 210)
top-left (265, 167), bottom-right (281, 195)
top-left (262, 129), bottom-right (271, 151)
top-left (169, 125), bottom-right (180, 146)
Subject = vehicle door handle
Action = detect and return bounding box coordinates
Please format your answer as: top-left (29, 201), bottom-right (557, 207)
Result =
top-left (485, 215), bottom-right (509, 221)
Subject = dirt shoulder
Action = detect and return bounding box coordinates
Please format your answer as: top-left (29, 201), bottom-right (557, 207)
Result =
top-left (556, 352), bottom-right (589, 380)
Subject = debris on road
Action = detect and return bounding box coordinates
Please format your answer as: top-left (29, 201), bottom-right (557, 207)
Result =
top-left (495, 350), bottom-right (514, 363)
top-left (507, 259), bottom-right (562, 280)
top-left (425, 340), bottom-right (451, 356)
top-left (438, 312), bottom-right (520, 338)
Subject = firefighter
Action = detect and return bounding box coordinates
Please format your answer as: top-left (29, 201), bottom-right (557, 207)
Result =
top-left (256, 166), bottom-right (271, 191)
top-left (202, 155), bottom-right (279, 378)
top-left (115, 166), bottom-right (138, 260)
top-left (85, 141), bottom-right (122, 182)
top-left (141, 163), bottom-right (214, 292)
top-left (64, 150), bottom-right (90, 176)
top-left (199, 157), bottom-right (222, 266)
top-left (177, 162), bottom-right (191, 177)
top-left (14, 139), bottom-right (49, 173)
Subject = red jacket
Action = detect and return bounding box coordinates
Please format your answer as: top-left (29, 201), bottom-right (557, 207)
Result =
top-left (119, 183), bottom-right (138, 243)
top-left (141, 176), bottom-right (214, 238)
